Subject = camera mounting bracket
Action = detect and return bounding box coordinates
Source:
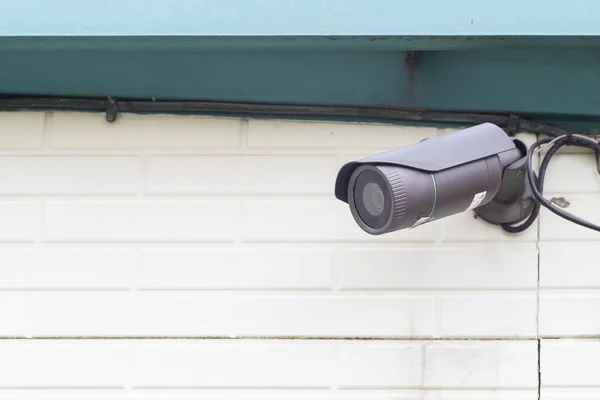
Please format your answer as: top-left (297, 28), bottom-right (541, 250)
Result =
top-left (473, 153), bottom-right (537, 226)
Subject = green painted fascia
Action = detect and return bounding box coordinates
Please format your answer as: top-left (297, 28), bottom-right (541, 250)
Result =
top-left (3, 49), bottom-right (600, 124)
top-left (2, 0), bottom-right (600, 130)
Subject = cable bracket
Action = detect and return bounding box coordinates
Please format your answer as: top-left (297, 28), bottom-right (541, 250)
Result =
top-left (506, 114), bottom-right (520, 135)
top-left (105, 97), bottom-right (118, 122)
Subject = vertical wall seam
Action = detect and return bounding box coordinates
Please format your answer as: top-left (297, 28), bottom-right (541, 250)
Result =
top-left (537, 337), bottom-right (542, 400)
top-left (536, 132), bottom-right (542, 400)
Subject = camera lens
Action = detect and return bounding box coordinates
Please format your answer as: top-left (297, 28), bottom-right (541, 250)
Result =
top-left (363, 182), bottom-right (385, 216)
top-left (350, 166), bottom-right (393, 230)
top-left (348, 164), bottom-right (436, 235)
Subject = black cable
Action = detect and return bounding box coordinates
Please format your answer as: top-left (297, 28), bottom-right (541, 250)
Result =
top-left (500, 180), bottom-right (541, 233)
top-left (526, 135), bottom-right (600, 232)
top-left (0, 96), bottom-right (598, 139)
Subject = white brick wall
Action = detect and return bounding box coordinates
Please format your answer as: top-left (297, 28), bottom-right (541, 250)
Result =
top-left (0, 111), bottom-right (597, 399)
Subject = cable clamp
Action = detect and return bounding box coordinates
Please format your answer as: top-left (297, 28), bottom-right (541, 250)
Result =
top-left (506, 114), bottom-right (520, 135)
top-left (564, 133), bottom-right (575, 146)
top-left (105, 97), bottom-right (118, 122)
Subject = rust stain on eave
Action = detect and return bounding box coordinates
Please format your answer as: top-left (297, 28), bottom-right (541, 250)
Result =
top-left (404, 50), bottom-right (421, 106)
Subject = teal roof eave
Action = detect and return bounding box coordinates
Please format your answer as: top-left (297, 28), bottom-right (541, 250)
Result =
top-left (2, 0), bottom-right (600, 130)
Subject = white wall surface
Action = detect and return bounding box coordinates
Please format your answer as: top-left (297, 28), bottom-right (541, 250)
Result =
top-left (0, 111), bottom-right (597, 400)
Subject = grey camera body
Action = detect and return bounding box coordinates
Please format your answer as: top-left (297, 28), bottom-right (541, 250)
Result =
top-left (334, 123), bottom-right (535, 235)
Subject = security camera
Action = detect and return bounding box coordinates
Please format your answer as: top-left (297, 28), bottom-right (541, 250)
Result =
top-left (334, 123), bottom-right (537, 235)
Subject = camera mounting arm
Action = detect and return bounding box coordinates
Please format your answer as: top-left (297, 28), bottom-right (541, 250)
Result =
top-left (472, 144), bottom-right (537, 229)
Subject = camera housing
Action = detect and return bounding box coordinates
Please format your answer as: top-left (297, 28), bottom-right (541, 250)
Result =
top-left (334, 123), bottom-right (536, 235)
